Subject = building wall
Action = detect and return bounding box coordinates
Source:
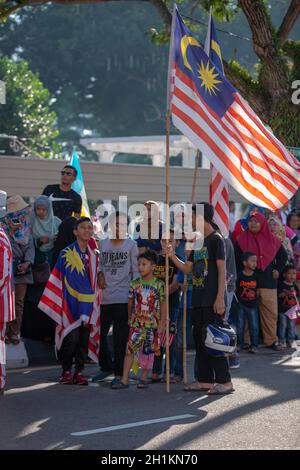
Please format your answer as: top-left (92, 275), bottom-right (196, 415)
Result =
top-left (0, 156), bottom-right (245, 203)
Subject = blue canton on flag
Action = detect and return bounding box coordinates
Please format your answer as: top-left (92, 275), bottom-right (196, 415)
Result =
top-left (174, 10), bottom-right (235, 118)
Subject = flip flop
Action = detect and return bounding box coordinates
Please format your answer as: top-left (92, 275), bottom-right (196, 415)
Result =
top-left (207, 384), bottom-right (235, 395)
top-left (111, 380), bottom-right (129, 390)
top-left (137, 380), bottom-right (149, 389)
top-left (151, 377), bottom-right (162, 383)
top-left (184, 382), bottom-right (212, 392)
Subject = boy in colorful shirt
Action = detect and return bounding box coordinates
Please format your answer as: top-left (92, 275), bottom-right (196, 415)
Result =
top-left (112, 250), bottom-right (166, 389)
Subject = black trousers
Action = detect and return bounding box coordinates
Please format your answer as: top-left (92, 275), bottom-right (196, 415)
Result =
top-left (62, 324), bottom-right (90, 373)
top-left (192, 307), bottom-right (231, 384)
top-left (99, 303), bottom-right (129, 377)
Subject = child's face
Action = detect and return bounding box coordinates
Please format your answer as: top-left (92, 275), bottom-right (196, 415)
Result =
top-left (74, 221), bottom-right (93, 242)
top-left (36, 205), bottom-right (47, 220)
top-left (138, 258), bottom-right (155, 278)
top-left (244, 255), bottom-right (257, 271)
top-left (161, 232), bottom-right (177, 253)
top-left (284, 269), bottom-right (296, 284)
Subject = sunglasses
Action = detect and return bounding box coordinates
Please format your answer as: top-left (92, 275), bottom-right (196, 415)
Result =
top-left (61, 171), bottom-right (74, 177)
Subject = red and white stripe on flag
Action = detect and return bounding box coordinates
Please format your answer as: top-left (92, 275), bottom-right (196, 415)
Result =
top-left (171, 66), bottom-right (300, 210)
top-left (0, 229), bottom-right (15, 324)
top-left (209, 165), bottom-right (229, 236)
top-left (169, 10), bottom-right (300, 211)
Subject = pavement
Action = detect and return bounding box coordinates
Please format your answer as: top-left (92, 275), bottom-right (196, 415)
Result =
top-left (1, 345), bottom-right (300, 450)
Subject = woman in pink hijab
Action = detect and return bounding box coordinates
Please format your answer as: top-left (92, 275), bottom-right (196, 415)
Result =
top-left (235, 212), bottom-right (288, 351)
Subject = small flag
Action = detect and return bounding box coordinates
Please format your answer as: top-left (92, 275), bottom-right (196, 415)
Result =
top-left (70, 149), bottom-right (90, 218)
top-left (284, 305), bottom-right (300, 320)
top-left (159, 321), bottom-right (177, 348)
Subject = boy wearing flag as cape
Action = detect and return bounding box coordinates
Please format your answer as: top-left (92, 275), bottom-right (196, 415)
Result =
top-left (39, 217), bottom-right (100, 385)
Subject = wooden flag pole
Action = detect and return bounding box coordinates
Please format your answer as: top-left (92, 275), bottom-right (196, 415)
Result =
top-left (165, 109), bottom-right (171, 393)
top-left (182, 150), bottom-right (200, 385)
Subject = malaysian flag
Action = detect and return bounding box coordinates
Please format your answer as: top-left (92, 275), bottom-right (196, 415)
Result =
top-left (205, 11), bottom-right (229, 236)
top-left (39, 242), bottom-right (100, 362)
top-left (284, 304), bottom-right (300, 320)
top-left (0, 229), bottom-right (15, 325)
top-left (168, 8), bottom-right (300, 210)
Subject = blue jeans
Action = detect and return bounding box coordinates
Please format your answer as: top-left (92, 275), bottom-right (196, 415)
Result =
top-left (174, 308), bottom-right (193, 378)
top-left (278, 313), bottom-right (296, 342)
top-left (237, 304), bottom-right (259, 348)
top-left (152, 306), bottom-right (179, 376)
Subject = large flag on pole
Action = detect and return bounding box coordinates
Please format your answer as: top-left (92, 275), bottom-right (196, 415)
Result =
top-left (205, 10), bottom-right (229, 236)
top-left (70, 149), bottom-right (90, 217)
top-left (169, 7), bottom-right (300, 210)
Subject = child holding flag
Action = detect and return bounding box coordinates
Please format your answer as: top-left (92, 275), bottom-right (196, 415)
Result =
top-left (39, 217), bottom-right (100, 385)
top-left (112, 250), bottom-right (166, 389)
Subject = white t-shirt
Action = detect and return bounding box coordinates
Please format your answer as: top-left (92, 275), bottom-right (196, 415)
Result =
top-left (99, 238), bottom-right (139, 305)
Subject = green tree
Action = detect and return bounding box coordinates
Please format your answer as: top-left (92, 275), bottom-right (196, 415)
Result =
top-left (0, 0), bottom-right (299, 146)
top-left (0, 56), bottom-right (60, 157)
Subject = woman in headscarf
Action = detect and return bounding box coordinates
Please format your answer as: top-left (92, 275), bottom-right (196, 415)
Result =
top-left (286, 212), bottom-right (300, 269)
top-left (268, 217), bottom-right (293, 265)
top-left (235, 212), bottom-right (288, 351)
top-left (32, 195), bottom-right (61, 267)
top-left (1, 196), bottom-right (35, 345)
top-left (23, 196), bottom-right (61, 342)
top-left (231, 205), bottom-right (265, 245)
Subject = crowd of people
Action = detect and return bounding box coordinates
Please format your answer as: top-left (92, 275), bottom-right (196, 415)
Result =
top-left (0, 165), bottom-right (299, 395)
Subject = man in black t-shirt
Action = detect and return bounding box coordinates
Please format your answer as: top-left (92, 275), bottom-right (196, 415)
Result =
top-left (42, 165), bottom-right (82, 221)
top-left (169, 203), bottom-right (233, 395)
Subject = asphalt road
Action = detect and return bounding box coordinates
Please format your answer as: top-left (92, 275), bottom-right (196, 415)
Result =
top-left (1, 346), bottom-right (299, 450)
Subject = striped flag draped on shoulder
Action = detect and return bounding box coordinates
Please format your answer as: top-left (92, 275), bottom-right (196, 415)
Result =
top-left (38, 241), bottom-right (100, 363)
top-left (168, 7), bottom-right (300, 210)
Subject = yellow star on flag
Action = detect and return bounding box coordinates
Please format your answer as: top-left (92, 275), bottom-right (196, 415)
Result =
top-left (198, 61), bottom-right (222, 95)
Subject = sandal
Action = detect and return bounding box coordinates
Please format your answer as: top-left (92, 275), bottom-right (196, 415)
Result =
top-left (207, 384), bottom-right (235, 395)
top-left (184, 382), bottom-right (213, 392)
top-left (137, 380), bottom-right (149, 389)
top-left (151, 377), bottom-right (162, 383)
top-left (111, 380), bottom-right (129, 390)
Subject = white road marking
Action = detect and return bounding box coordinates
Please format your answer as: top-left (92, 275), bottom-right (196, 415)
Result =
top-left (71, 414), bottom-right (196, 436)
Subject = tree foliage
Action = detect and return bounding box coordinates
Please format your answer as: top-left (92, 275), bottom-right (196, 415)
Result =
top-left (0, 56), bottom-right (60, 157)
top-left (0, 0), bottom-right (299, 148)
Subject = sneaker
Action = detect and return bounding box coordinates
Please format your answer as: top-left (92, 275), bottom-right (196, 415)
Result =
top-left (286, 341), bottom-right (295, 348)
top-left (241, 343), bottom-right (250, 350)
top-left (280, 340), bottom-right (287, 348)
top-left (267, 341), bottom-right (283, 351)
top-left (92, 371), bottom-right (113, 382)
top-left (73, 372), bottom-right (89, 385)
top-left (249, 346), bottom-right (258, 354)
top-left (59, 371), bottom-right (73, 385)
top-left (110, 377), bottom-right (122, 388)
top-left (229, 352), bottom-right (240, 369)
